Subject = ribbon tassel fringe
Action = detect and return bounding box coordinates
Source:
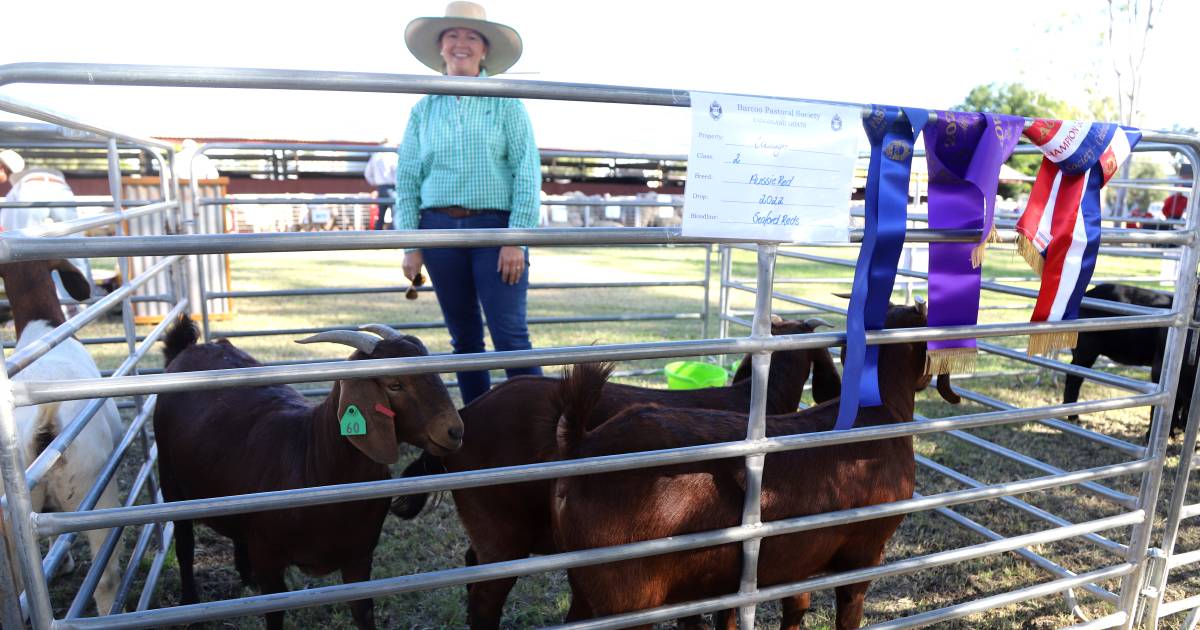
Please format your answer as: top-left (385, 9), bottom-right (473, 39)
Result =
top-left (1027, 331), bottom-right (1078, 356)
top-left (924, 347), bottom-right (978, 377)
top-left (1015, 234), bottom-right (1045, 275)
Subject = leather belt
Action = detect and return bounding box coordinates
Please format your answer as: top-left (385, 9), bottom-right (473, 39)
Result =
top-left (428, 206), bottom-right (499, 219)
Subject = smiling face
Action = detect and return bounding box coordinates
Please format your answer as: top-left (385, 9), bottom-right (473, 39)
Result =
top-left (439, 27), bottom-right (488, 77)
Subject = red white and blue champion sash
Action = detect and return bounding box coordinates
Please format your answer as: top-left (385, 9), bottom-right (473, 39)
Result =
top-left (1015, 119), bottom-right (1141, 354)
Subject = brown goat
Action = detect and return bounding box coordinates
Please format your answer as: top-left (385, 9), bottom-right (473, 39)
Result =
top-left (552, 303), bottom-right (959, 630)
top-left (393, 317), bottom-right (839, 629)
top-left (153, 317), bottom-right (463, 630)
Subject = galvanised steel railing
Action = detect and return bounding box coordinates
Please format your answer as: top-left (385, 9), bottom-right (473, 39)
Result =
top-left (0, 62), bottom-right (1197, 630)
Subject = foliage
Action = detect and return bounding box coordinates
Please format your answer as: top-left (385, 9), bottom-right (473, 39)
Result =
top-left (954, 83), bottom-right (1078, 199)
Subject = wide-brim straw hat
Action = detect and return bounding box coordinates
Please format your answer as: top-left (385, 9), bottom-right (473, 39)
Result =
top-left (405, 2), bottom-right (522, 76)
top-left (0, 149), bottom-right (24, 175)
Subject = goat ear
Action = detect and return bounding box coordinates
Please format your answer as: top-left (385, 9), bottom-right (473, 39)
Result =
top-left (336, 379), bottom-right (399, 465)
top-left (49, 259), bottom-right (91, 301)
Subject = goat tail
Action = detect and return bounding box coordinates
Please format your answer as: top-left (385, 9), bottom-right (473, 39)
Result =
top-left (162, 314), bottom-right (199, 367)
top-left (32, 402), bottom-right (62, 457)
top-left (389, 452), bottom-right (446, 520)
top-left (555, 362), bottom-right (614, 459)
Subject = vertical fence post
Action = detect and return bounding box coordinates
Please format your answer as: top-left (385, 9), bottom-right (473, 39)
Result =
top-left (0, 362), bottom-right (53, 628)
top-left (702, 244), bottom-right (713, 340)
top-left (0, 497), bottom-right (24, 629)
top-left (1116, 146), bottom-right (1200, 630)
top-left (719, 244), bottom-right (732, 343)
top-left (737, 242), bottom-right (777, 628)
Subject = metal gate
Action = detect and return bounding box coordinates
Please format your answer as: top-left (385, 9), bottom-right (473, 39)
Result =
top-left (0, 62), bottom-right (1197, 629)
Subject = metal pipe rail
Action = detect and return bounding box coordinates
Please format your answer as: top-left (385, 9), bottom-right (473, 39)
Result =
top-left (12, 313), bottom-right (1177, 407)
top-left (35, 395), bottom-right (1161, 538)
top-left (756, 246), bottom-right (1172, 317)
top-left (917, 455), bottom-right (1127, 556)
top-left (549, 524), bottom-right (1140, 630)
top-left (0, 226), bottom-right (978, 263)
top-left (207, 278), bottom-right (704, 300)
top-left (0, 199), bottom-right (155, 209)
top-left (0, 63), bottom-right (1189, 149)
top-left (49, 475), bottom-right (1145, 630)
top-left (199, 195), bottom-right (385, 206)
top-left (8, 202), bottom-right (176, 238)
top-left (0, 225), bottom-right (1187, 264)
top-left (0, 91), bottom-right (172, 152)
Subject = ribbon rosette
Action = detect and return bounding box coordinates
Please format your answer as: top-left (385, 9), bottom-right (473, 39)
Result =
top-left (1015, 120), bottom-right (1141, 355)
top-left (922, 111), bottom-right (1024, 375)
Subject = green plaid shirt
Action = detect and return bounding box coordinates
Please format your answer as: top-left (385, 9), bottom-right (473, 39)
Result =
top-left (393, 93), bottom-right (541, 233)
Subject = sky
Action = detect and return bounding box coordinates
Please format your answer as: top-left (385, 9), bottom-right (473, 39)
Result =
top-left (0, 0), bottom-right (1195, 154)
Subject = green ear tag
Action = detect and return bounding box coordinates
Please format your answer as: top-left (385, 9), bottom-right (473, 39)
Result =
top-left (340, 405), bottom-right (367, 436)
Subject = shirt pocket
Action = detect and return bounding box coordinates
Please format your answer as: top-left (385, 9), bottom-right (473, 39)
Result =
top-left (462, 105), bottom-right (505, 163)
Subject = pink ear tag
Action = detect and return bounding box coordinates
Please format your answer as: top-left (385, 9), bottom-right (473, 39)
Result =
top-left (374, 403), bottom-right (395, 418)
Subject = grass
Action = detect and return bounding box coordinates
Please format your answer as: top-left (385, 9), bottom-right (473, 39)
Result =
top-left (10, 240), bottom-right (1200, 628)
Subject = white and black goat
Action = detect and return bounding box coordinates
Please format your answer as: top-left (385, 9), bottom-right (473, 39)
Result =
top-left (0, 259), bottom-right (124, 615)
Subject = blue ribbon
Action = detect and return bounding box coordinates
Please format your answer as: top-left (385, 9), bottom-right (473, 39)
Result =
top-left (835, 105), bottom-right (928, 430)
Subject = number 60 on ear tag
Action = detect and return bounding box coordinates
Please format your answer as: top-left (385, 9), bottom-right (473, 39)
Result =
top-left (340, 405), bottom-right (367, 436)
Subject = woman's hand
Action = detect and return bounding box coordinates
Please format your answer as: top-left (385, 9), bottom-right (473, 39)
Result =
top-left (497, 245), bottom-right (526, 285)
top-left (402, 250), bottom-right (424, 282)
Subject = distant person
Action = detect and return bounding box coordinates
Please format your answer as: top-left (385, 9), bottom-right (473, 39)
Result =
top-left (1125, 206), bottom-right (1153, 230)
top-left (396, 1), bottom-right (542, 404)
top-left (176, 139), bottom-right (219, 180)
top-left (363, 143), bottom-right (398, 230)
top-left (0, 149), bottom-right (22, 189)
top-left (0, 153), bottom-right (95, 310)
top-left (1162, 164), bottom-right (1192, 226)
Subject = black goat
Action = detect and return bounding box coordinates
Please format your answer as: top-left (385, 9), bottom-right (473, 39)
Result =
top-left (1065, 283), bottom-right (1198, 436)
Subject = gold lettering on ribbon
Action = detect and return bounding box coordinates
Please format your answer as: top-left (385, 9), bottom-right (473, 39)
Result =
top-left (868, 107), bottom-right (886, 132)
top-left (943, 111), bottom-right (958, 148)
top-left (884, 140), bottom-right (912, 162)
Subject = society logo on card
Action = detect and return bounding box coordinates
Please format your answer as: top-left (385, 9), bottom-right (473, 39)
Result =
top-left (709, 100), bottom-right (723, 121)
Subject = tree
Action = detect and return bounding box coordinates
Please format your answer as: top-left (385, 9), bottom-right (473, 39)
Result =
top-left (1106, 0), bottom-right (1164, 215)
top-left (953, 83), bottom-right (1078, 198)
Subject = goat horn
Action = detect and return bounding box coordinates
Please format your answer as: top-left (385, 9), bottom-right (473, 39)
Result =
top-left (358, 323), bottom-right (404, 340)
top-left (802, 318), bottom-right (834, 330)
top-left (295, 330), bottom-right (379, 355)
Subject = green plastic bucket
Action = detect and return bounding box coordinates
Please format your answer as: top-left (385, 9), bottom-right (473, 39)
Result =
top-left (664, 361), bottom-right (729, 390)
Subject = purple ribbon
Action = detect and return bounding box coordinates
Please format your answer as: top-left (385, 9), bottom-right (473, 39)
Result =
top-left (923, 112), bottom-right (1023, 360)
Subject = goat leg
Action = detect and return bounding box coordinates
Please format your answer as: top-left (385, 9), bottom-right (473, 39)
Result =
top-left (781, 592), bottom-right (812, 630)
top-left (233, 537), bottom-right (254, 587)
top-left (341, 558), bottom-right (377, 630)
top-left (1063, 346), bottom-right (1099, 421)
top-left (834, 581), bottom-right (871, 630)
top-left (175, 520), bottom-right (199, 605)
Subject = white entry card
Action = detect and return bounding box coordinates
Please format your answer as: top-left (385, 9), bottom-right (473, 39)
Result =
top-left (683, 92), bottom-right (860, 242)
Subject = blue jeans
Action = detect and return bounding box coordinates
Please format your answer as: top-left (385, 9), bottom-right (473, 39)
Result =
top-left (419, 209), bottom-right (541, 404)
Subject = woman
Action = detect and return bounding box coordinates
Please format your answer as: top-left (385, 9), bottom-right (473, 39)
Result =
top-left (396, 2), bottom-right (542, 404)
